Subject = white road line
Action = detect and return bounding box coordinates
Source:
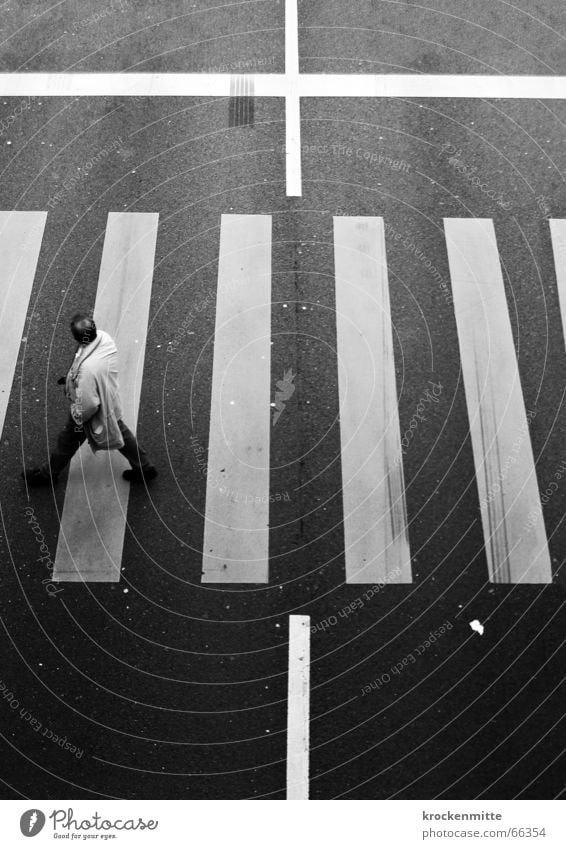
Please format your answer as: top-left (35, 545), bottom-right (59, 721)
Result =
top-left (444, 218), bottom-right (552, 584)
top-left (285, 0), bottom-right (299, 76)
top-left (285, 85), bottom-right (302, 198)
top-left (297, 74), bottom-right (566, 99)
top-left (1, 71), bottom-right (563, 197)
top-left (549, 220), bottom-right (566, 346)
top-left (287, 614), bottom-right (310, 801)
top-left (334, 217), bottom-right (412, 585)
top-left (0, 211), bottom-right (46, 438)
top-left (285, 0), bottom-right (301, 196)
top-left (201, 214), bottom-right (271, 584)
top-left (53, 212), bottom-right (159, 583)
top-left (1, 73), bottom-right (564, 99)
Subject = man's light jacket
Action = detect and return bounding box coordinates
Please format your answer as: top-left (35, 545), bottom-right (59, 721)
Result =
top-left (65, 330), bottom-right (125, 451)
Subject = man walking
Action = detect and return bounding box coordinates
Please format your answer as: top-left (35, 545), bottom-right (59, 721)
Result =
top-left (23, 313), bottom-right (157, 487)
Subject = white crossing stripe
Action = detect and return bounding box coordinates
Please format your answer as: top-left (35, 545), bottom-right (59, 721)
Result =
top-left (334, 216), bottom-right (412, 584)
top-left (444, 218), bottom-right (552, 584)
top-left (201, 214), bottom-right (272, 583)
top-left (549, 220), bottom-right (566, 345)
top-left (287, 615), bottom-right (310, 800)
top-left (53, 213), bottom-right (159, 582)
top-left (0, 211), bottom-right (47, 438)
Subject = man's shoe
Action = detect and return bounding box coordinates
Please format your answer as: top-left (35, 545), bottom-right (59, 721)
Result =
top-left (22, 468), bottom-right (58, 487)
top-left (122, 466), bottom-right (158, 483)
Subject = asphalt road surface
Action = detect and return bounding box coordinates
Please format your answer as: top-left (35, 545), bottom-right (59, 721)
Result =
top-left (0, 1), bottom-right (565, 800)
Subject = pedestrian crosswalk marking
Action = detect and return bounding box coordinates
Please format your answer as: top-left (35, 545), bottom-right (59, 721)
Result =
top-left (53, 212), bottom-right (159, 583)
top-left (334, 217), bottom-right (412, 584)
top-left (287, 615), bottom-right (310, 800)
top-left (0, 211), bottom-right (47, 439)
top-left (549, 220), bottom-right (566, 348)
top-left (3, 210), bottom-right (557, 586)
top-left (444, 218), bottom-right (552, 584)
top-left (201, 214), bottom-right (272, 584)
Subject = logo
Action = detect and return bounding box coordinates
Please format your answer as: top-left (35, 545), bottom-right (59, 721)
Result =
top-left (20, 810), bottom-right (46, 837)
top-left (272, 368), bottom-right (296, 426)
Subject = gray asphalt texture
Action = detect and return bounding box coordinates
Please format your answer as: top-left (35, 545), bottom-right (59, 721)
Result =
top-left (0, 2), bottom-right (565, 801)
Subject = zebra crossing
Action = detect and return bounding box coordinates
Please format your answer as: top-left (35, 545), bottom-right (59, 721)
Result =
top-left (3, 210), bottom-right (562, 586)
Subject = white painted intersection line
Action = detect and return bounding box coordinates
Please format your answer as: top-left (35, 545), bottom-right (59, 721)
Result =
top-left (334, 217), bottom-right (412, 585)
top-left (2, 71), bottom-right (565, 197)
top-left (53, 213), bottom-right (159, 583)
top-left (1, 73), bottom-right (565, 99)
top-left (297, 75), bottom-right (566, 99)
top-left (201, 214), bottom-right (272, 584)
top-left (287, 615), bottom-right (310, 801)
top-left (285, 0), bottom-right (302, 197)
top-left (444, 218), bottom-right (552, 584)
top-left (285, 0), bottom-right (299, 76)
top-left (0, 211), bottom-right (46, 438)
top-left (549, 220), bottom-right (566, 347)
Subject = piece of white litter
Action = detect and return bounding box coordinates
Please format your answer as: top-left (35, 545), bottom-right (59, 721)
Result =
top-left (470, 619), bottom-right (484, 636)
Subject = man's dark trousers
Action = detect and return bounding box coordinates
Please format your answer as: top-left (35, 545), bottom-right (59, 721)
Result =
top-left (40, 416), bottom-right (152, 477)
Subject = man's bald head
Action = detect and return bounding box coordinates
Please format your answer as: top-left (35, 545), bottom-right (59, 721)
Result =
top-left (70, 313), bottom-right (97, 345)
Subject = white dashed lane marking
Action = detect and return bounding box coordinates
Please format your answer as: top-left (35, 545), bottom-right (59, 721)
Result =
top-left (287, 615), bottom-right (310, 800)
